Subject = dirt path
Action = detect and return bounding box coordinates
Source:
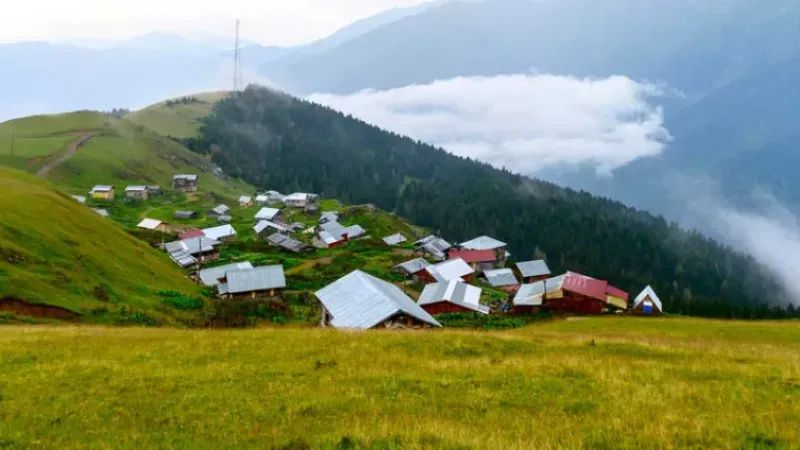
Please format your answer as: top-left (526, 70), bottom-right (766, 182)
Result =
top-left (35, 133), bottom-right (93, 178)
top-left (286, 257), bottom-right (333, 275)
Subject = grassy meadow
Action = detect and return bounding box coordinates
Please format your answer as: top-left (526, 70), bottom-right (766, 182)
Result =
top-left (125, 91), bottom-right (229, 138)
top-left (0, 317), bottom-right (798, 449)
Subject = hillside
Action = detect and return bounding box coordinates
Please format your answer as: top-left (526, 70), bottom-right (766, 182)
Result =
top-left (125, 91), bottom-right (229, 138)
top-left (0, 169), bottom-right (206, 325)
top-left (0, 110), bottom-right (252, 198)
top-left (183, 86), bottom-right (789, 318)
top-left (1, 318), bottom-right (798, 448)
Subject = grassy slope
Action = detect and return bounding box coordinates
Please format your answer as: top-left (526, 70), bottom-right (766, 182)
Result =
top-left (0, 169), bottom-right (202, 319)
top-left (0, 317), bottom-right (797, 449)
top-left (125, 91), bottom-right (229, 138)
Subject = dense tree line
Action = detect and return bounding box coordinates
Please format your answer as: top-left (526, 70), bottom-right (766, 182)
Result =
top-left (183, 86), bottom-right (797, 319)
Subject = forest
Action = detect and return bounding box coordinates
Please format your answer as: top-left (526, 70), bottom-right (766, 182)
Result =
top-left (182, 86), bottom-right (797, 319)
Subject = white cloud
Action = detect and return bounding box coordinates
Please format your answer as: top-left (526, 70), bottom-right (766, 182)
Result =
top-left (309, 74), bottom-right (670, 176)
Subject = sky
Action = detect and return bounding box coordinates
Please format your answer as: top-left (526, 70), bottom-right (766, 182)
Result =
top-left (0, 0), bottom-right (433, 45)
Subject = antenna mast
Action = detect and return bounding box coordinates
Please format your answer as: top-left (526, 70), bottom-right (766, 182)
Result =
top-left (233, 19), bottom-right (242, 92)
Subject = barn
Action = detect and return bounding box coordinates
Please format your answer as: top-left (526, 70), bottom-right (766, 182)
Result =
top-left (419, 280), bottom-right (489, 315)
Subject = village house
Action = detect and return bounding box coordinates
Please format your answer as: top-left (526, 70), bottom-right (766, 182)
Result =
top-left (319, 211), bottom-right (339, 224)
top-left (217, 215), bottom-right (232, 224)
top-left (238, 196), bottom-right (254, 207)
top-left (217, 265), bottom-right (286, 300)
top-left (201, 224), bottom-right (237, 242)
top-left (178, 229), bottom-right (206, 240)
top-left (483, 268), bottom-right (520, 293)
top-left (512, 282), bottom-right (551, 314)
top-left (173, 174), bottom-right (198, 192)
top-left (514, 260), bottom-right (551, 284)
top-left (137, 218), bottom-right (169, 233)
top-left (392, 258), bottom-right (433, 284)
top-left (419, 258), bottom-right (474, 284)
top-left (315, 270), bottom-right (442, 330)
top-left (382, 233), bottom-right (408, 246)
top-left (254, 220), bottom-right (292, 240)
top-left (605, 285), bottom-right (630, 311)
top-left (264, 190), bottom-right (286, 203)
top-left (89, 185), bottom-right (115, 200)
top-left (198, 262), bottom-right (254, 287)
top-left (125, 185), bottom-right (149, 200)
top-left (146, 186), bottom-right (162, 196)
top-left (93, 208), bottom-right (109, 217)
top-left (284, 192), bottom-right (319, 208)
top-left (206, 204), bottom-right (230, 219)
top-left (255, 207), bottom-right (282, 222)
top-left (268, 233), bottom-right (312, 253)
top-left (419, 280), bottom-right (489, 315)
top-left (165, 237), bottom-right (221, 268)
top-left (255, 194), bottom-right (269, 205)
top-left (313, 221), bottom-right (366, 248)
top-left (447, 249), bottom-right (496, 274)
top-left (529, 271), bottom-right (628, 315)
top-left (632, 286), bottom-right (662, 316)
top-left (173, 210), bottom-right (197, 220)
top-left (458, 235), bottom-right (509, 267)
top-left (413, 235), bottom-right (452, 261)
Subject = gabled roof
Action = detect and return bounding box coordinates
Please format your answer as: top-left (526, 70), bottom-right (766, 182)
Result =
top-left (514, 274), bottom-right (566, 306)
top-left (210, 204), bottom-right (230, 215)
top-left (92, 208), bottom-right (109, 217)
top-left (393, 258), bottom-right (432, 275)
top-left (605, 285), bottom-right (629, 302)
top-left (174, 210), bottom-right (196, 219)
top-left (516, 260), bottom-right (551, 278)
top-left (90, 185), bottom-right (113, 192)
top-left (383, 233), bottom-right (407, 246)
top-left (165, 237), bottom-right (220, 256)
top-left (255, 220), bottom-right (291, 234)
top-left (255, 207), bottom-right (281, 221)
top-left (198, 262), bottom-right (254, 286)
top-left (561, 271), bottom-right (608, 301)
top-left (448, 249), bottom-right (496, 263)
top-left (633, 285), bottom-right (662, 311)
top-left (319, 221), bottom-right (365, 241)
top-left (201, 224), bottom-right (236, 241)
top-left (268, 233), bottom-right (310, 253)
top-left (225, 265), bottom-right (286, 294)
top-left (285, 192), bottom-right (314, 201)
top-left (239, 195), bottom-right (252, 203)
top-left (179, 229), bottom-right (206, 240)
top-left (71, 195), bottom-right (86, 204)
top-left (315, 270), bottom-right (441, 329)
top-left (125, 185), bottom-right (147, 192)
top-left (419, 280), bottom-right (489, 314)
top-left (255, 194), bottom-right (268, 202)
top-left (460, 235), bottom-right (506, 250)
top-left (173, 174), bottom-right (197, 181)
top-left (319, 212), bottom-right (339, 224)
top-left (426, 258), bottom-right (474, 283)
top-left (484, 268), bottom-right (519, 288)
top-left (137, 218), bottom-right (163, 230)
top-left (414, 235), bottom-right (452, 260)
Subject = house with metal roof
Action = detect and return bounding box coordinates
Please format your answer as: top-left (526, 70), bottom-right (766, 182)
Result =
top-left (632, 286), bottom-right (662, 316)
top-left (513, 274), bottom-right (566, 314)
top-left (179, 229), bottom-right (205, 240)
top-left (217, 265), bottom-right (286, 300)
top-left (483, 268), bottom-right (520, 293)
top-left (315, 270), bottom-right (442, 330)
top-left (124, 185), bottom-right (149, 200)
top-left (314, 221), bottom-right (366, 248)
top-left (447, 249), bottom-right (496, 274)
top-left (238, 195), bottom-right (253, 207)
top-left (459, 235), bottom-right (510, 267)
top-left (93, 208), bottom-right (109, 217)
top-left (201, 224), bottom-right (237, 242)
top-left (255, 194), bottom-right (269, 205)
top-left (137, 218), bottom-right (168, 232)
top-left (422, 258), bottom-right (474, 283)
top-left (319, 211), bottom-right (339, 224)
top-left (392, 258), bottom-right (433, 284)
top-left (71, 195), bottom-right (86, 204)
top-left (146, 186), bottom-right (162, 195)
top-left (413, 235), bottom-right (452, 261)
top-left (173, 210), bottom-right (197, 220)
top-left (514, 260), bottom-right (551, 283)
top-left (198, 262), bottom-right (254, 286)
top-left (419, 280), bottom-right (489, 315)
top-left (382, 233), bottom-right (408, 246)
top-left (255, 207), bottom-right (282, 222)
top-left (217, 215), bottom-right (232, 224)
top-left (172, 174), bottom-right (198, 192)
top-left (89, 185), bottom-right (115, 200)
top-left (268, 233), bottom-right (312, 254)
top-left (165, 237), bottom-right (221, 268)
top-left (206, 204), bottom-right (230, 219)
top-left (254, 220), bottom-right (292, 240)
top-left (263, 190), bottom-right (286, 203)
top-left (284, 192), bottom-right (319, 208)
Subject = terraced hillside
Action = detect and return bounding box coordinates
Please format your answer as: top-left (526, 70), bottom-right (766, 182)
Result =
top-left (0, 169), bottom-right (206, 325)
top-left (126, 91), bottom-right (229, 138)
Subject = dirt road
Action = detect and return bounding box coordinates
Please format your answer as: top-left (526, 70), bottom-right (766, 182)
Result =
top-left (35, 133), bottom-right (93, 178)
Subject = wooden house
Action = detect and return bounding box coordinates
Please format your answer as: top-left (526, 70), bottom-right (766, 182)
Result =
top-left (447, 249), bottom-right (496, 274)
top-left (238, 196), bottom-right (254, 207)
top-left (267, 233), bottom-right (312, 254)
top-left (392, 258), bottom-right (433, 284)
top-left (137, 218), bottom-right (169, 233)
top-left (255, 207), bottom-right (282, 222)
top-left (458, 235), bottom-right (509, 267)
top-left (165, 237), bottom-right (221, 268)
top-left (514, 260), bottom-right (551, 284)
top-left (201, 224), bottom-right (236, 243)
top-left (146, 186), bottom-right (162, 196)
top-left (206, 204), bottom-right (230, 219)
top-left (172, 174), bottom-right (198, 192)
top-left (412, 235), bottom-right (452, 261)
top-left (173, 210), bottom-right (197, 220)
top-left (632, 286), bottom-right (662, 316)
top-left (125, 185), bottom-right (149, 200)
top-left (419, 258), bottom-right (474, 284)
top-left (419, 280), bottom-right (489, 315)
top-left (315, 270), bottom-right (442, 330)
top-left (605, 285), bottom-right (629, 311)
top-left (217, 265), bottom-right (286, 300)
top-left (89, 185), bottom-right (115, 200)
top-left (254, 220), bottom-right (291, 240)
top-left (483, 268), bottom-right (520, 293)
top-left (284, 192), bottom-right (319, 208)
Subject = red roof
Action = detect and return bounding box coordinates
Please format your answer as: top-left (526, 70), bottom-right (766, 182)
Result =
top-left (179, 229), bottom-right (206, 240)
top-left (605, 285), bottom-right (629, 301)
top-left (562, 272), bottom-right (608, 301)
top-left (448, 249), bottom-right (496, 263)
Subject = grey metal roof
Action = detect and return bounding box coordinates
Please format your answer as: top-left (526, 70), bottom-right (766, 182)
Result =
top-left (383, 233), bottom-right (408, 246)
top-left (255, 207), bottom-right (281, 220)
top-left (513, 274), bottom-right (566, 306)
top-left (316, 271), bottom-right (441, 330)
top-left (268, 233), bottom-right (310, 253)
top-left (202, 224), bottom-right (236, 240)
top-left (71, 195), bottom-right (86, 204)
top-left (125, 185), bottom-right (147, 192)
top-left (173, 174), bottom-right (198, 181)
top-left (516, 260), bottom-right (551, 278)
top-left (484, 268), bottom-right (519, 288)
top-left (165, 237), bottom-right (220, 256)
top-left (225, 265), bottom-right (286, 294)
top-left (217, 215), bottom-right (232, 223)
top-left (319, 221), bottom-right (365, 241)
top-left (169, 250), bottom-right (197, 268)
top-left (91, 185), bottom-right (113, 192)
top-left (92, 208), bottom-right (109, 217)
top-left (255, 220), bottom-right (290, 234)
top-left (174, 210), bottom-right (196, 219)
top-left (427, 258), bottom-right (473, 282)
top-left (393, 258), bottom-right (432, 275)
top-left (460, 235), bottom-right (506, 250)
top-left (319, 211), bottom-right (339, 223)
top-left (239, 195), bottom-right (252, 203)
top-left (198, 262), bottom-right (254, 286)
top-left (419, 280), bottom-right (489, 314)
top-left (210, 204), bottom-right (230, 215)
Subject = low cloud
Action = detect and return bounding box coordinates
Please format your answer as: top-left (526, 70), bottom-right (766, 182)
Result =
top-left (309, 74), bottom-right (670, 175)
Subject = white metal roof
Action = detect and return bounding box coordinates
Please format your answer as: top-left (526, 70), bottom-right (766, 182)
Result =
top-left (427, 258), bottom-right (474, 282)
top-left (137, 218), bottom-right (163, 230)
top-left (460, 235), bottom-right (506, 250)
top-left (165, 237), bottom-right (220, 256)
top-left (319, 211), bottom-right (339, 223)
top-left (633, 285), bottom-right (662, 311)
top-left (125, 185), bottom-right (147, 192)
top-left (393, 258), bottom-right (432, 274)
top-left (210, 204), bottom-right (230, 215)
top-left (255, 220), bottom-right (291, 234)
top-left (255, 195), bottom-right (268, 202)
top-left (383, 233), bottom-right (408, 246)
top-left (484, 268), bottom-right (519, 288)
top-left (90, 185), bottom-right (113, 192)
top-left (225, 265), bottom-right (286, 294)
top-left (419, 280), bottom-right (488, 314)
top-left (513, 274), bottom-right (567, 306)
top-left (255, 207), bottom-right (281, 221)
top-left (173, 174), bottom-right (197, 181)
top-left (239, 195), bottom-right (252, 203)
top-left (71, 195), bottom-right (86, 204)
top-left (516, 260), bottom-right (551, 278)
top-left (202, 224), bottom-right (236, 240)
top-left (198, 262), bottom-right (254, 286)
top-left (285, 192), bottom-right (313, 201)
top-left (315, 270), bottom-right (441, 330)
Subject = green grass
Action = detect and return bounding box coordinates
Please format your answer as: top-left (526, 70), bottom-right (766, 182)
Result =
top-left (0, 169), bottom-right (206, 323)
top-left (125, 91), bottom-right (229, 138)
top-left (0, 317), bottom-right (798, 449)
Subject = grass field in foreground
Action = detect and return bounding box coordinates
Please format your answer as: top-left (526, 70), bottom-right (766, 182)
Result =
top-left (1, 317), bottom-right (798, 449)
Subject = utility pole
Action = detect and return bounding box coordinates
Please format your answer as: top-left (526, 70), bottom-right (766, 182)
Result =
top-left (233, 19), bottom-right (242, 92)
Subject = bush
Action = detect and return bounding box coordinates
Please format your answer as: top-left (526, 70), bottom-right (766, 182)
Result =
top-left (205, 298), bottom-right (293, 328)
top-left (436, 312), bottom-right (544, 330)
top-left (158, 290), bottom-right (204, 310)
